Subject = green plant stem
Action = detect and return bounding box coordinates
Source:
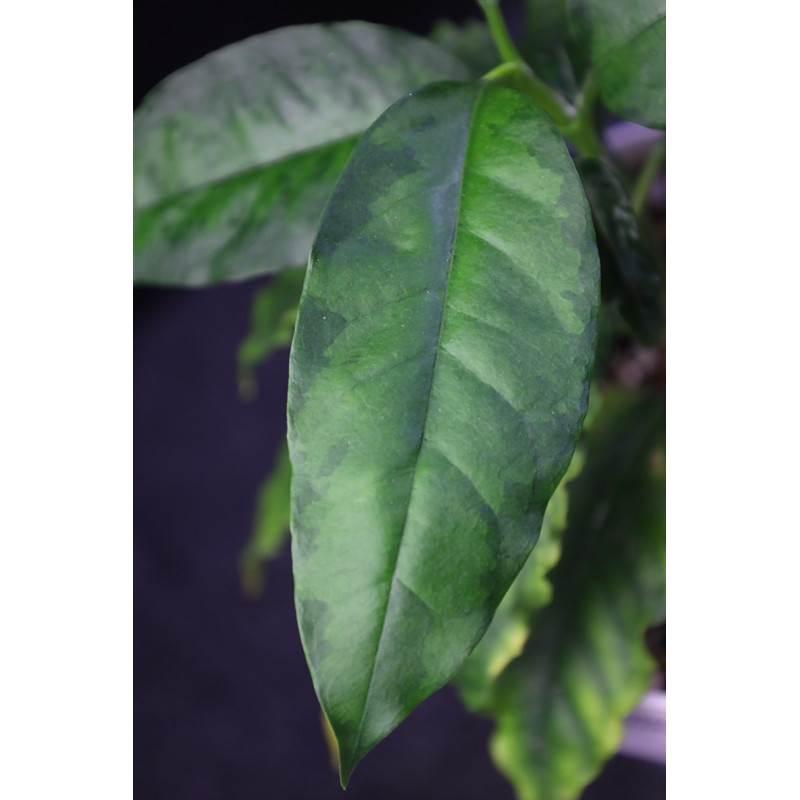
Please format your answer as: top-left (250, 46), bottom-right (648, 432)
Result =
top-left (478, 2), bottom-right (602, 159)
top-left (483, 63), bottom-right (571, 129)
top-left (632, 137), bottom-right (666, 217)
top-left (483, 63), bottom-right (603, 159)
top-left (478, 0), bottom-right (525, 64)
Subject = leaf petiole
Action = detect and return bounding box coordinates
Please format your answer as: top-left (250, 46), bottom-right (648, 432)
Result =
top-left (562, 74), bottom-right (602, 158)
top-left (482, 63), bottom-right (603, 158)
top-left (478, 2), bottom-right (603, 158)
top-left (477, 0), bottom-right (525, 65)
top-left (482, 62), bottom-right (572, 130)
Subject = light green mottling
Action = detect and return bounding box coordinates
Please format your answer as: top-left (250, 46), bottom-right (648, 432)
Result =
top-left (287, 81), bottom-right (600, 784)
top-left (453, 446), bottom-right (586, 713)
top-left (133, 22), bottom-right (469, 285)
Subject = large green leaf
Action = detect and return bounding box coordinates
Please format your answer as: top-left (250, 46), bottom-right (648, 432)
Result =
top-left (287, 81), bottom-right (600, 784)
top-left (488, 390), bottom-right (665, 800)
top-left (567, 0), bottom-right (665, 128)
top-left (133, 22), bottom-right (469, 286)
top-left (576, 157), bottom-right (663, 344)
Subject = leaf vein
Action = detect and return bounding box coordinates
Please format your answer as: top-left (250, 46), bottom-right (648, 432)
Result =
top-left (135, 133), bottom-right (359, 213)
top-left (348, 84), bottom-right (488, 763)
top-left (394, 577), bottom-right (436, 615)
top-left (424, 441), bottom-right (496, 516)
top-left (440, 345), bottom-right (526, 429)
top-left (347, 346), bottom-right (435, 391)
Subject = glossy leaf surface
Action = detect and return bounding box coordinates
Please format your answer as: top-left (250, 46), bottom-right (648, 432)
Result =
top-left (577, 157), bottom-right (663, 344)
top-left (237, 268), bottom-right (305, 400)
top-left (489, 390), bottom-right (665, 800)
top-left (287, 81), bottom-right (600, 783)
top-left (134, 22), bottom-right (469, 285)
top-left (568, 0), bottom-right (665, 128)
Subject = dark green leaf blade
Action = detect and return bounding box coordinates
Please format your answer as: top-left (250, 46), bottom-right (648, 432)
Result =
top-left (489, 390), bottom-right (665, 800)
top-left (577, 157), bottom-right (664, 344)
top-left (287, 81), bottom-right (600, 784)
top-left (134, 22), bottom-right (469, 286)
top-left (568, 0), bottom-right (665, 128)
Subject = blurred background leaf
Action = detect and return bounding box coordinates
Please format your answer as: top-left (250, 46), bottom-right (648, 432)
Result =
top-left (519, 0), bottom-right (584, 103)
top-left (487, 389), bottom-right (665, 800)
top-left (566, 0), bottom-right (665, 128)
top-left (237, 267), bottom-right (305, 401)
top-left (429, 18), bottom-right (500, 77)
top-left (134, 22), bottom-right (469, 286)
top-left (239, 439), bottom-right (292, 598)
top-left (577, 156), bottom-right (664, 345)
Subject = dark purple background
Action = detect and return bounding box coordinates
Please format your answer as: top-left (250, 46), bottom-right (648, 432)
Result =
top-left (134, 2), bottom-right (665, 797)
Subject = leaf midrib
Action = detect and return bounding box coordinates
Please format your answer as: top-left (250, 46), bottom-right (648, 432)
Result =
top-left (134, 132), bottom-right (361, 215)
top-left (346, 84), bottom-right (488, 769)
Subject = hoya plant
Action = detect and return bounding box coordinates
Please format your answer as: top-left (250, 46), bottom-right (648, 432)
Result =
top-left (134, 0), bottom-right (665, 797)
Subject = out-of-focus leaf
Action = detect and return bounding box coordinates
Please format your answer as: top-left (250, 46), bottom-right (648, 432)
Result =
top-left (591, 299), bottom-right (631, 382)
top-left (239, 440), bottom-right (292, 597)
top-left (238, 267), bottom-right (305, 400)
top-left (631, 136), bottom-right (666, 218)
top-left (567, 0), bottom-right (665, 128)
top-left (488, 389), bottom-right (665, 800)
top-left (453, 447), bottom-right (585, 712)
top-left (577, 157), bottom-right (663, 344)
top-left (429, 19), bottom-right (500, 78)
top-left (520, 0), bottom-right (582, 102)
top-left (288, 81), bottom-right (599, 785)
top-left (523, 0), bottom-right (569, 50)
top-left (134, 22), bottom-right (469, 286)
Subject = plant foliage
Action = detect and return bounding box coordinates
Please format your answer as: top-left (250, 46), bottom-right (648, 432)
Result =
top-left (134, 1), bottom-right (665, 796)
